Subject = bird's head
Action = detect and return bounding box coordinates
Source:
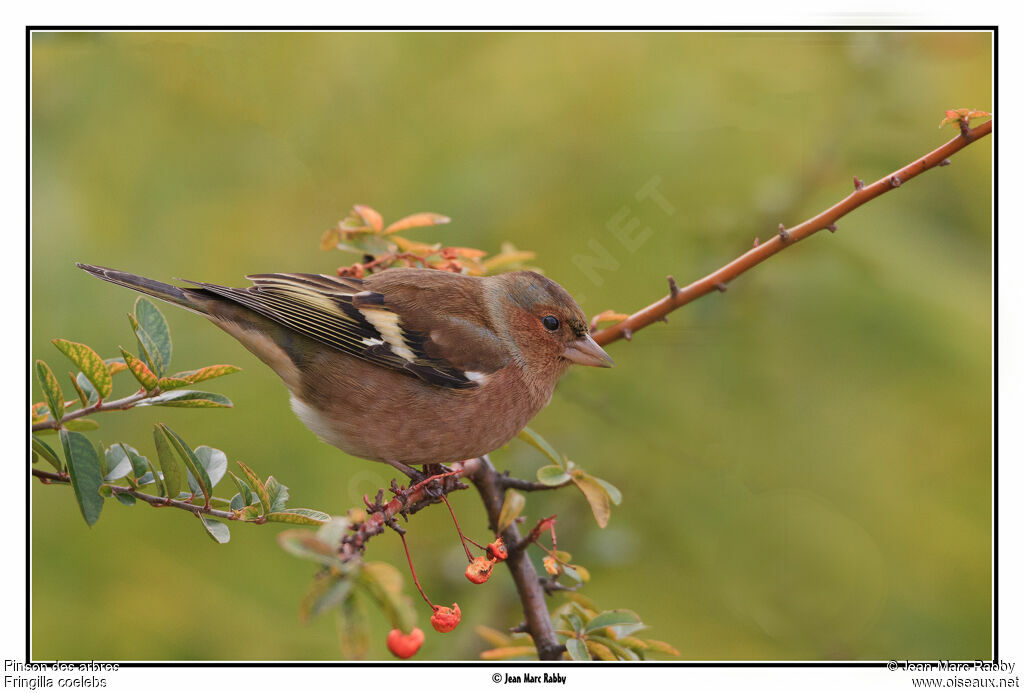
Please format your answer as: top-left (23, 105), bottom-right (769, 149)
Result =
top-left (493, 271), bottom-right (614, 373)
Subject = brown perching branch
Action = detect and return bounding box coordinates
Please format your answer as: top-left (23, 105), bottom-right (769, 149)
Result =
top-left (591, 118), bottom-right (992, 347)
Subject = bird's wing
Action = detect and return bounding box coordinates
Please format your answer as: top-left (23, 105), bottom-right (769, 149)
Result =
top-left (183, 272), bottom-right (505, 389)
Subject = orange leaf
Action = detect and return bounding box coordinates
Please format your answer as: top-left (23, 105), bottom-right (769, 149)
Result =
top-left (353, 205), bottom-right (383, 233)
top-left (940, 108), bottom-right (992, 129)
top-left (450, 246), bottom-right (488, 259)
top-left (383, 212), bottom-right (451, 235)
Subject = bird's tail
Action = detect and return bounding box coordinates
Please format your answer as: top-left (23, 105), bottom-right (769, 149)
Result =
top-left (76, 263), bottom-right (206, 314)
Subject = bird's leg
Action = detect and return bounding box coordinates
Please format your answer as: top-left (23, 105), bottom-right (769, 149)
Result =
top-left (385, 459), bottom-right (425, 484)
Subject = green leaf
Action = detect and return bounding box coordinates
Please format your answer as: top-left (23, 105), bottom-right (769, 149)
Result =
top-left (497, 489), bottom-right (525, 532)
top-left (136, 390), bottom-right (232, 408)
top-left (134, 297), bottom-right (172, 375)
top-left (359, 562), bottom-right (415, 633)
top-left (144, 459), bottom-right (165, 497)
top-left (63, 419), bottom-right (99, 432)
top-left (194, 446), bottom-right (228, 488)
top-left (104, 445), bottom-right (133, 481)
top-left (36, 360), bottom-right (64, 422)
top-left (565, 612), bottom-right (584, 634)
top-left (265, 509), bottom-right (330, 526)
top-left (235, 503), bottom-right (263, 521)
top-left (277, 529), bottom-right (344, 568)
top-left (584, 609), bottom-right (642, 633)
top-left (125, 445), bottom-right (150, 477)
top-left (158, 424), bottom-right (211, 503)
top-left (316, 516), bottom-right (351, 546)
top-left (517, 426), bottom-right (563, 468)
top-left (594, 477), bottom-right (622, 505)
top-left (537, 465), bottom-right (571, 486)
top-left (59, 430), bottom-right (105, 527)
top-left (67, 372), bottom-right (90, 407)
top-left (301, 573), bottom-right (353, 622)
top-left (227, 471), bottom-right (253, 506)
top-left (112, 491), bottom-right (136, 507)
top-left (336, 591), bottom-right (370, 660)
top-left (52, 339), bottom-right (112, 399)
top-left (572, 471), bottom-right (613, 528)
top-left (32, 435), bottom-right (63, 472)
top-left (565, 637), bottom-right (591, 661)
top-left (78, 372), bottom-right (101, 405)
top-left (587, 634), bottom-right (638, 660)
top-left (119, 347), bottom-right (159, 390)
top-left (199, 515), bottom-right (230, 543)
top-left (236, 460), bottom-right (270, 515)
top-left (153, 425), bottom-right (184, 500)
top-left (264, 476), bottom-right (289, 512)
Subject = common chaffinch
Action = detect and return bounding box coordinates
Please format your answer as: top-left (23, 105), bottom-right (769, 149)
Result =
top-left (77, 264), bottom-right (613, 478)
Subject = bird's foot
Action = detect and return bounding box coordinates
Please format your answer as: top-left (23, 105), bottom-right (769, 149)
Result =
top-left (385, 460), bottom-right (426, 483)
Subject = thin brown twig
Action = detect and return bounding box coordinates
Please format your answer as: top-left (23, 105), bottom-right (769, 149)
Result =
top-left (591, 118), bottom-right (993, 347)
top-left (31, 390), bottom-right (151, 432)
top-left (31, 468), bottom-right (236, 520)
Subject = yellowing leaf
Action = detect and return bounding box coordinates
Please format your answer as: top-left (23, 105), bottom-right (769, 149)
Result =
top-left (320, 227), bottom-right (341, 250)
top-left (572, 471), bottom-right (613, 528)
top-left (480, 646), bottom-right (538, 660)
top-left (482, 247), bottom-right (537, 272)
top-left (52, 339), bottom-right (112, 399)
top-left (586, 640), bottom-right (617, 661)
top-left (475, 625), bottom-right (515, 648)
top-left (106, 359), bottom-right (128, 376)
top-left (497, 489), bottom-right (526, 532)
top-left (120, 348), bottom-right (158, 390)
top-left (35, 360), bottom-right (64, 422)
top-left (383, 212), bottom-right (451, 235)
top-left (174, 364), bottom-right (242, 385)
top-left (643, 639), bottom-right (681, 657)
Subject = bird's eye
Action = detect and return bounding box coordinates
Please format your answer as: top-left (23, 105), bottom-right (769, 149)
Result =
top-left (542, 315), bottom-right (560, 331)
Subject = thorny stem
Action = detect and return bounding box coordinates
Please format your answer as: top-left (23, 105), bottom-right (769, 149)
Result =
top-left (591, 118), bottom-right (993, 347)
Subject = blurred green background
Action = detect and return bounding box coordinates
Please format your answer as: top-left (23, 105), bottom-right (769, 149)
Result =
top-left (31, 32), bottom-right (992, 661)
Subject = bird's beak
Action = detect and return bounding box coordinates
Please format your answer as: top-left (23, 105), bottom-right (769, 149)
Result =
top-left (562, 334), bottom-right (614, 368)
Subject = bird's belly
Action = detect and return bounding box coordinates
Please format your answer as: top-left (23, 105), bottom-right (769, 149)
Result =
top-left (290, 374), bottom-right (549, 466)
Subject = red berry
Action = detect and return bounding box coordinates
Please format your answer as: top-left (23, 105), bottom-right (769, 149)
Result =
top-left (465, 556), bottom-right (496, 584)
top-left (430, 603), bottom-right (462, 633)
top-left (386, 627), bottom-right (425, 659)
top-left (486, 537), bottom-right (508, 562)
